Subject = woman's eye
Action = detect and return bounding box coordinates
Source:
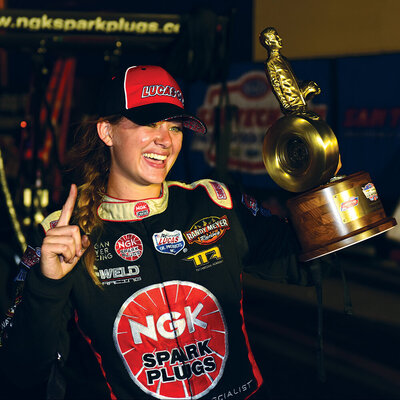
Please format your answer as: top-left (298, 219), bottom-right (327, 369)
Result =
top-left (170, 126), bottom-right (183, 133)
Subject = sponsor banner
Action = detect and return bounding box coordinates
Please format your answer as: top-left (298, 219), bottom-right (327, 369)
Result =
top-left (190, 69), bottom-right (326, 176)
top-left (152, 229), bottom-right (185, 255)
top-left (184, 216), bottom-right (230, 245)
top-left (114, 281), bottom-right (228, 399)
top-left (0, 9), bottom-right (180, 36)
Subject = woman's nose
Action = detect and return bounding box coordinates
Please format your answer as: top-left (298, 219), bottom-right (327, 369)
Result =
top-left (154, 123), bottom-right (172, 147)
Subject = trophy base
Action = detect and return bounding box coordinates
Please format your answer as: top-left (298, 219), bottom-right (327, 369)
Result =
top-left (286, 171), bottom-right (397, 262)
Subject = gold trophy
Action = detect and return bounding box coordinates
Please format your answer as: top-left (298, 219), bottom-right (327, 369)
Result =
top-left (259, 27), bottom-right (397, 261)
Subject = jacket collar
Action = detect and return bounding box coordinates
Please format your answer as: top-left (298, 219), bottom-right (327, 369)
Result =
top-left (97, 181), bottom-right (169, 221)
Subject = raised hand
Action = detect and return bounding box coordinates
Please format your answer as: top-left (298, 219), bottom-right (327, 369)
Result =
top-left (40, 184), bottom-right (90, 280)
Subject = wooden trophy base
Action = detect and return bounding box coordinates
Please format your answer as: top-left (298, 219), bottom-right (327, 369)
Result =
top-left (286, 171), bottom-right (397, 262)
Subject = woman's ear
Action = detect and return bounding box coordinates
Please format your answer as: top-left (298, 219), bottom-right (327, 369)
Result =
top-left (97, 121), bottom-right (113, 146)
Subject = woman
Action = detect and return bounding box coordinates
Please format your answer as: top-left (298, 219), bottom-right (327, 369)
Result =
top-left (1, 65), bottom-right (312, 400)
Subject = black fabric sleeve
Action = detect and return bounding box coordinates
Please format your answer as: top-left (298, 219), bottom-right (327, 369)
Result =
top-left (230, 187), bottom-right (316, 285)
top-left (0, 248), bottom-right (76, 387)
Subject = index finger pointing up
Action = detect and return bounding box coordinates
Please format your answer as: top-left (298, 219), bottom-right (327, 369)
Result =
top-left (57, 184), bottom-right (78, 227)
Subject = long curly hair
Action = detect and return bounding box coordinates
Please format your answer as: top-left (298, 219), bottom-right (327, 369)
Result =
top-left (67, 115), bottom-right (122, 285)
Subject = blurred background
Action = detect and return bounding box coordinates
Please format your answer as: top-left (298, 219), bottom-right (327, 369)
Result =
top-left (0, 0), bottom-right (400, 399)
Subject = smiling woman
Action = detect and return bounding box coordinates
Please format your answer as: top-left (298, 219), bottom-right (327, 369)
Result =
top-left (98, 118), bottom-right (183, 199)
top-left (0, 64), bottom-right (319, 400)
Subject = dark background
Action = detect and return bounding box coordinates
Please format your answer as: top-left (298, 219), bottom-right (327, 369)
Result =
top-left (1, 1), bottom-right (400, 399)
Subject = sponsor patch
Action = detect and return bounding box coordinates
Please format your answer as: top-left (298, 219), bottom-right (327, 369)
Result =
top-left (362, 183), bottom-right (379, 201)
top-left (20, 246), bottom-right (41, 269)
top-left (114, 281), bottom-right (227, 399)
top-left (134, 202), bottom-right (150, 219)
top-left (184, 216), bottom-right (230, 245)
top-left (141, 85), bottom-right (184, 104)
top-left (241, 194), bottom-right (259, 216)
top-left (96, 265), bottom-right (141, 286)
top-left (152, 230), bottom-right (185, 255)
top-left (340, 197), bottom-right (359, 212)
top-left (95, 241), bottom-right (113, 261)
top-left (115, 233), bottom-right (143, 262)
top-left (210, 181), bottom-right (227, 200)
top-left (185, 246), bottom-right (223, 271)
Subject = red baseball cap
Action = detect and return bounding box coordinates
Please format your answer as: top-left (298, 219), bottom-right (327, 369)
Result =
top-left (98, 65), bottom-right (207, 134)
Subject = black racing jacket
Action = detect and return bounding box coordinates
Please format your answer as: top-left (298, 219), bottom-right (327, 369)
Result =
top-left (0, 179), bottom-right (311, 400)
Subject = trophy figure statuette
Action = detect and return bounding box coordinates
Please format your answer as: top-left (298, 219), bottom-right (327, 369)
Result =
top-left (259, 27), bottom-right (397, 261)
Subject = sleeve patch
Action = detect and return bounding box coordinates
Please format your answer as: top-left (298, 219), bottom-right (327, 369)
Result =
top-left (241, 194), bottom-right (259, 216)
top-left (20, 245), bottom-right (41, 270)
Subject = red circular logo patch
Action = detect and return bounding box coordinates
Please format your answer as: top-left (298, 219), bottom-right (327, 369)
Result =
top-left (115, 233), bottom-right (143, 261)
top-left (134, 202), bottom-right (150, 219)
top-left (114, 281), bottom-right (227, 399)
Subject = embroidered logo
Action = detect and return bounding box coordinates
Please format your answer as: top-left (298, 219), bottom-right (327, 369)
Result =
top-left (96, 265), bottom-right (141, 286)
top-left (115, 233), bottom-right (143, 262)
top-left (185, 246), bottom-right (223, 271)
top-left (134, 202), bottom-right (150, 219)
top-left (210, 181), bottom-right (227, 200)
top-left (184, 216), bottom-right (230, 245)
top-left (114, 281), bottom-right (227, 399)
top-left (141, 85), bottom-right (184, 105)
top-left (241, 194), bottom-right (259, 216)
top-left (20, 246), bottom-right (41, 270)
top-left (152, 230), bottom-right (185, 255)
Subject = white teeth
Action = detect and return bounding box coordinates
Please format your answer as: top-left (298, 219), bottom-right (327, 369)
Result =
top-left (143, 153), bottom-right (167, 161)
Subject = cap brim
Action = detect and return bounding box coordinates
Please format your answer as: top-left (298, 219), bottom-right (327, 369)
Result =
top-left (121, 103), bottom-right (207, 134)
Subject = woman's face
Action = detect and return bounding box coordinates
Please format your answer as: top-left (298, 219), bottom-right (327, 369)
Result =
top-left (102, 117), bottom-right (183, 197)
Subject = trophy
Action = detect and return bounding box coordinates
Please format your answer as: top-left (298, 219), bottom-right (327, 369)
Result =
top-left (259, 27), bottom-right (397, 262)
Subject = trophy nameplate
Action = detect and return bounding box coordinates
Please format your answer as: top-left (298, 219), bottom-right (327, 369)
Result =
top-left (259, 27), bottom-right (397, 261)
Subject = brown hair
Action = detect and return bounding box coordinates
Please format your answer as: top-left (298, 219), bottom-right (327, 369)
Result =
top-left (67, 115), bottom-right (123, 285)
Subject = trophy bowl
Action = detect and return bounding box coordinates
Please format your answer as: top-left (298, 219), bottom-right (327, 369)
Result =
top-left (262, 114), bottom-right (339, 193)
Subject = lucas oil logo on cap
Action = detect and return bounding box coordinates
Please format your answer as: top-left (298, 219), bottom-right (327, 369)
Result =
top-left (114, 281), bottom-right (227, 399)
top-left (152, 230), bottom-right (185, 255)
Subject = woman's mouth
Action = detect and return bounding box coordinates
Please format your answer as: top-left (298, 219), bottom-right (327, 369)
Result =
top-left (143, 153), bottom-right (167, 162)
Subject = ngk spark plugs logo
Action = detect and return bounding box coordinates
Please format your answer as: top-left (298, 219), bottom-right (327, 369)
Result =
top-left (134, 201), bottom-right (150, 218)
top-left (115, 233), bottom-right (143, 261)
top-left (113, 281), bottom-right (228, 399)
